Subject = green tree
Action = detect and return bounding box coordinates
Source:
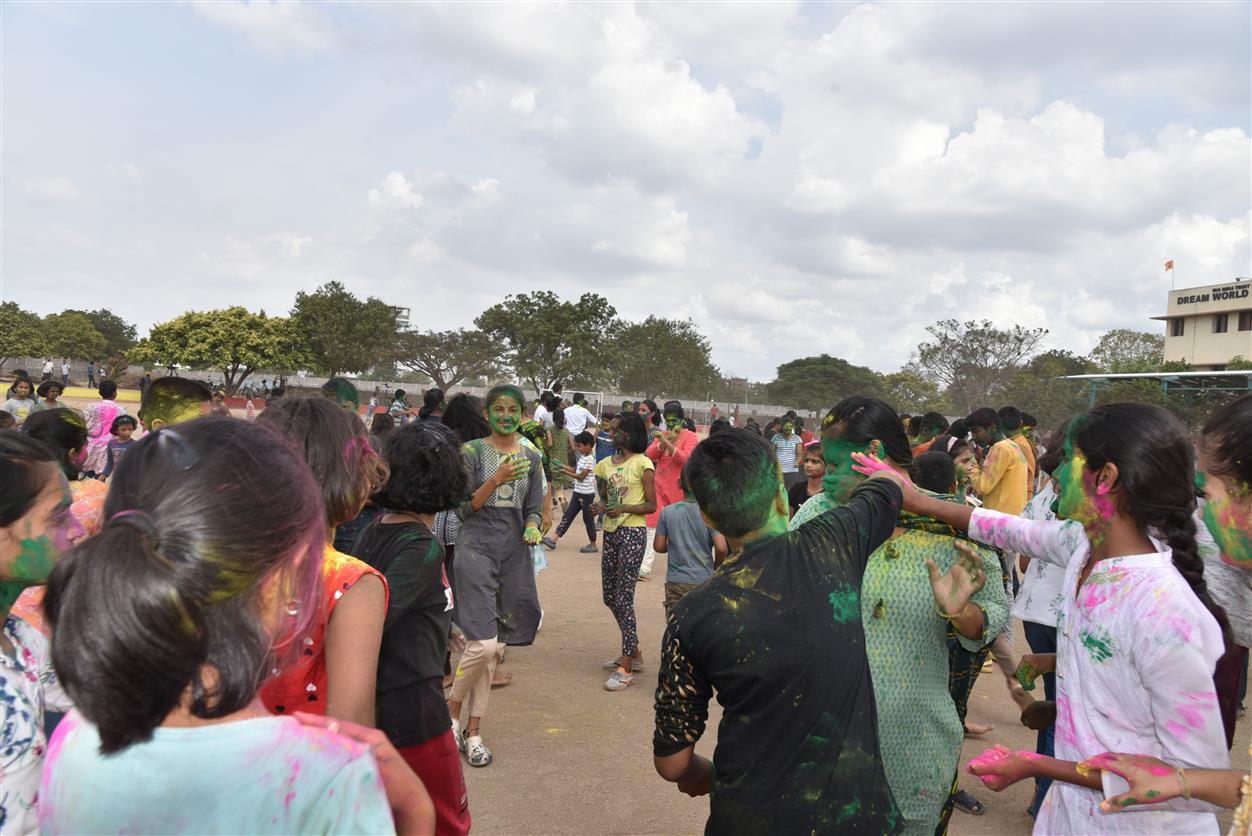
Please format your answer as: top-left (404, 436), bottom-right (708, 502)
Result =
top-left (764, 354), bottom-right (883, 413)
top-left (41, 311), bottom-right (108, 361)
top-left (0, 301), bottom-right (48, 374)
top-left (1089, 329), bottom-right (1165, 373)
top-left (130, 307), bottom-right (305, 395)
top-left (881, 369), bottom-right (946, 415)
top-left (913, 319), bottom-right (1049, 415)
top-left (394, 329), bottom-right (505, 391)
top-left (611, 317), bottom-right (721, 400)
top-left (476, 291), bottom-right (618, 394)
top-left (60, 308), bottom-right (138, 378)
top-left (1003, 349), bottom-right (1093, 433)
top-left (291, 281), bottom-right (401, 376)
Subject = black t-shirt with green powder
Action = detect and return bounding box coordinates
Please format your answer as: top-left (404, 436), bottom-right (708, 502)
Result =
top-left (351, 518), bottom-right (452, 748)
top-left (653, 479), bottom-right (903, 835)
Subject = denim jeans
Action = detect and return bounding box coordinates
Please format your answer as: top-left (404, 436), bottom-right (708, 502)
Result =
top-left (1023, 619), bottom-right (1057, 816)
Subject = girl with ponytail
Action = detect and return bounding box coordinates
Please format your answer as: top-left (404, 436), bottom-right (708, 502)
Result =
top-left (39, 417), bottom-right (433, 834)
top-left (855, 402), bottom-right (1231, 834)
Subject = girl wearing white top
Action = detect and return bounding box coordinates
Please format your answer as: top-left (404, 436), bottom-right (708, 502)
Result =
top-left (854, 402), bottom-right (1231, 835)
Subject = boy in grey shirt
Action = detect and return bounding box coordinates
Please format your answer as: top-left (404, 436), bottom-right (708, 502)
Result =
top-left (654, 483), bottom-right (729, 611)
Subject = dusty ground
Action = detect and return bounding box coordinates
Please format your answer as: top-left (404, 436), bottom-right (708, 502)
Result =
top-left (462, 534), bottom-right (1249, 835)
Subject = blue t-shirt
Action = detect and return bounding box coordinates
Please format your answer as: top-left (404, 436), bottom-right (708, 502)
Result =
top-left (657, 500), bottom-right (717, 585)
top-left (40, 712), bottom-right (395, 834)
top-left (595, 430), bottom-right (616, 462)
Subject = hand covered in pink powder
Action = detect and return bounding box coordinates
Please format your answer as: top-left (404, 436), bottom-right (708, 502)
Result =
top-left (1077, 752), bottom-right (1181, 812)
top-left (850, 450), bottom-right (893, 479)
top-left (967, 745), bottom-right (1040, 791)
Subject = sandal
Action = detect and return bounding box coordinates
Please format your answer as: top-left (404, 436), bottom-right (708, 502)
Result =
top-left (953, 789), bottom-right (985, 815)
top-left (604, 670), bottom-right (635, 691)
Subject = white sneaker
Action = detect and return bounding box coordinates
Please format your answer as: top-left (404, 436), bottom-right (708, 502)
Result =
top-left (465, 735), bottom-right (493, 767)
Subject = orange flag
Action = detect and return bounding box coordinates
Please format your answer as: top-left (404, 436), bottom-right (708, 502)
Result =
top-left (1164, 259), bottom-right (1174, 271)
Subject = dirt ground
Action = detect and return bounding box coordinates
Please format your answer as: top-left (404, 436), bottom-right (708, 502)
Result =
top-left (462, 534), bottom-right (1250, 835)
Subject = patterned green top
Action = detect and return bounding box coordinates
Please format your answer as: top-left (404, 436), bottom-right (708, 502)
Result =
top-left (791, 491), bottom-right (1009, 835)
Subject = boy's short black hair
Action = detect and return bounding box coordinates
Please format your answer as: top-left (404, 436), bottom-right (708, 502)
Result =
top-left (1021, 412), bottom-right (1038, 428)
top-left (111, 414), bottom-right (138, 434)
top-left (910, 450), bottom-right (957, 494)
top-left (919, 411), bottom-right (949, 435)
top-left (574, 431), bottom-right (594, 445)
top-left (965, 407), bottom-right (999, 430)
top-left (683, 428), bottom-right (780, 538)
top-left (997, 406), bottom-right (1023, 431)
top-left (375, 422), bottom-right (468, 514)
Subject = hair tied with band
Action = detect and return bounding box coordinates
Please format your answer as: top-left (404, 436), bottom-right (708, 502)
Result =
top-left (107, 509), bottom-right (161, 550)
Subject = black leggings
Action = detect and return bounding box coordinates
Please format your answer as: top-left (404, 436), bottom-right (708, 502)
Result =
top-left (556, 491), bottom-right (596, 542)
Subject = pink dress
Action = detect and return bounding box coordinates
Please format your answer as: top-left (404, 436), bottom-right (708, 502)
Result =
top-left (83, 399), bottom-right (126, 475)
top-left (644, 428), bottom-right (698, 528)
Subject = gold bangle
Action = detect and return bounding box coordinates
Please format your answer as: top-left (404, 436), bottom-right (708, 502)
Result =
top-left (1177, 766), bottom-right (1191, 801)
top-left (935, 601), bottom-right (966, 620)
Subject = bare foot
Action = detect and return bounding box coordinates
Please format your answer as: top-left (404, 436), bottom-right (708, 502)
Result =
top-left (491, 667), bottom-right (514, 688)
top-left (964, 721), bottom-right (995, 736)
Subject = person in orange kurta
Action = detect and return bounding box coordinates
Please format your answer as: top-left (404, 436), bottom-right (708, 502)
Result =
top-left (638, 401), bottom-right (699, 580)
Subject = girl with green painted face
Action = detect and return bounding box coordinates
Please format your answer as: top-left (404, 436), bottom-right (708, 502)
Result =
top-left (0, 430), bottom-right (84, 834)
top-left (882, 403), bottom-right (1231, 835)
top-left (791, 397), bottom-right (1008, 836)
top-left (447, 385), bottom-right (545, 768)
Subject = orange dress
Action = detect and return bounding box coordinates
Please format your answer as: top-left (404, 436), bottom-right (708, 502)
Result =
top-left (260, 544), bottom-right (389, 716)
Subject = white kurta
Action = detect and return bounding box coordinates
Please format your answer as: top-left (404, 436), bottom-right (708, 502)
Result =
top-left (969, 510), bottom-right (1228, 835)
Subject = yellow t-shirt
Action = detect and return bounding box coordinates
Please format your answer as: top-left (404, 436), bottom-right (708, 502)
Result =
top-left (1011, 433), bottom-right (1037, 499)
top-left (593, 453), bottom-right (655, 532)
top-left (973, 438), bottom-right (1029, 516)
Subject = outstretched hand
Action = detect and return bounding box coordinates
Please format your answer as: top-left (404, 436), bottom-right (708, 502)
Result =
top-left (1077, 753), bottom-right (1181, 812)
top-left (927, 539), bottom-right (986, 616)
top-left (967, 745), bottom-right (1039, 792)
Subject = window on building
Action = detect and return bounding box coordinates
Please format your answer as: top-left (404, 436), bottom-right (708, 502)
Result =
top-left (1171, 318), bottom-right (1185, 337)
top-left (1240, 311), bottom-right (1252, 331)
top-left (1214, 313), bottom-right (1229, 334)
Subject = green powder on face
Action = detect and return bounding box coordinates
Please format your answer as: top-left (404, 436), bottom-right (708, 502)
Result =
top-left (827, 585), bottom-right (859, 623)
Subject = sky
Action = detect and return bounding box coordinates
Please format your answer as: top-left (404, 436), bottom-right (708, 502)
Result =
top-left (3, 1), bottom-right (1250, 381)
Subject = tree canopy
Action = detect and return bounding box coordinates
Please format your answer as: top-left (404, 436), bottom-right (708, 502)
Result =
top-left (1089, 329), bottom-right (1165, 373)
top-left (611, 317), bottom-right (721, 400)
top-left (476, 291), bottom-right (617, 394)
top-left (0, 302), bottom-right (47, 374)
top-left (765, 354), bottom-right (883, 413)
top-left (913, 319), bottom-right (1049, 414)
top-left (41, 311), bottom-right (108, 362)
top-left (130, 307), bottom-right (304, 394)
top-left (291, 281), bottom-right (400, 377)
top-left (394, 328), bottom-right (505, 391)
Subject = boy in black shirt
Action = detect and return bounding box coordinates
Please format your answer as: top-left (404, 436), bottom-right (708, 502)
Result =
top-left (653, 429), bottom-right (905, 834)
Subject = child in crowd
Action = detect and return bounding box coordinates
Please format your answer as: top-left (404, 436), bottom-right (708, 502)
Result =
top-left (545, 431), bottom-right (599, 553)
top-left (0, 431), bottom-right (84, 833)
top-left (256, 397), bottom-right (390, 728)
top-left (83, 381), bottom-right (126, 477)
top-left (3, 378), bottom-right (38, 424)
top-left (448, 385), bottom-right (545, 768)
top-left (39, 416), bottom-right (433, 833)
top-left (101, 414), bottom-right (138, 480)
top-left (866, 403), bottom-right (1231, 834)
top-left (640, 401), bottom-right (697, 581)
top-left (353, 421), bottom-right (472, 836)
top-left (0, 411), bottom-right (14, 430)
top-left (653, 479), bottom-right (728, 611)
top-left (787, 441), bottom-right (824, 516)
top-left (22, 408), bottom-right (108, 544)
top-left (594, 412), bottom-right (656, 690)
top-left (652, 428), bottom-right (908, 834)
top-left (36, 381), bottom-right (63, 411)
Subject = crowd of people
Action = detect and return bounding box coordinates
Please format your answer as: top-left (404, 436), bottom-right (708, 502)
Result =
top-left (1, 367), bottom-right (1249, 835)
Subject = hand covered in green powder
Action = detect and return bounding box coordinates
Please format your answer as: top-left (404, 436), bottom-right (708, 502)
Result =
top-left (927, 539), bottom-right (986, 616)
top-left (523, 524), bottom-right (542, 545)
top-left (1077, 753), bottom-right (1182, 812)
top-left (1014, 653), bottom-right (1056, 690)
top-left (494, 454), bottom-right (530, 486)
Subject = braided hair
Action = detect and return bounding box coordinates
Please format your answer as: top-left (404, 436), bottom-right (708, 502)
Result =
top-left (1072, 403), bottom-right (1229, 637)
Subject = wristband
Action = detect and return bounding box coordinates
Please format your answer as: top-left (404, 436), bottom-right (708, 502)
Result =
top-left (935, 601), bottom-right (967, 620)
top-left (1176, 766), bottom-right (1191, 801)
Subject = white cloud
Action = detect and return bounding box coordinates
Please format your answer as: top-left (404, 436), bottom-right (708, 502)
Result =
top-left (25, 177), bottom-right (80, 202)
top-left (192, 0), bottom-right (336, 54)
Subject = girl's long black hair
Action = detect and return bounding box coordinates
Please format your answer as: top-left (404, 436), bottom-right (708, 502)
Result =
top-left (824, 396), bottom-right (914, 466)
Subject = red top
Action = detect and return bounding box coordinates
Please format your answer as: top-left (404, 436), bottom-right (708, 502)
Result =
top-left (644, 428), bottom-right (699, 528)
top-left (261, 544), bottom-right (389, 716)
